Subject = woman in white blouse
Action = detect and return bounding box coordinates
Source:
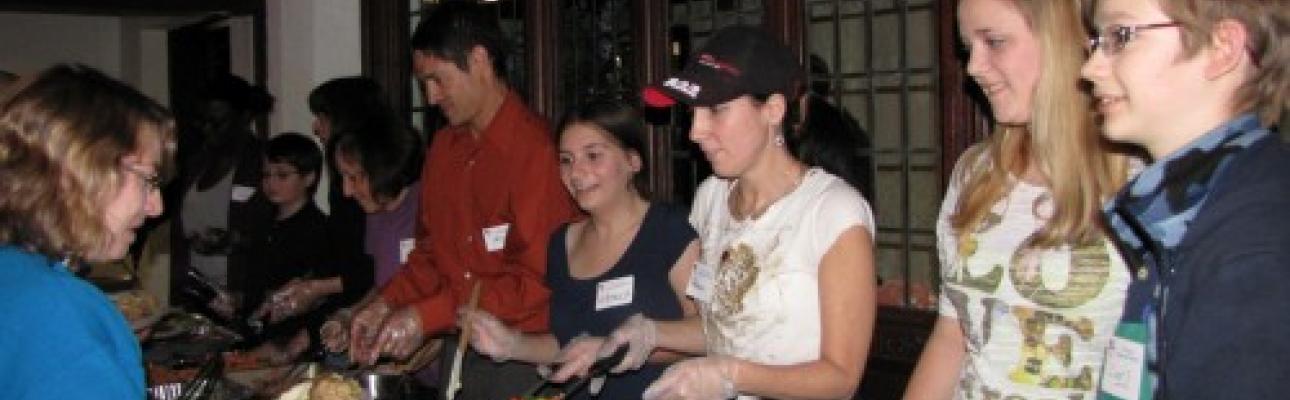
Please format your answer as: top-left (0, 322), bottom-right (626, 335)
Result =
top-left (597, 25), bottom-right (877, 400)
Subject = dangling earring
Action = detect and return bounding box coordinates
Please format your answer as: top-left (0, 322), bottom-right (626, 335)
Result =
top-left (774, 132), bottom-right (785, 147)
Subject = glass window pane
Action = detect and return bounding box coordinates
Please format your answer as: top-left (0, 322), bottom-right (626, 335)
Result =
top-left (806, 0), bottom-right (941, 309)
top-left (907, 8), bottom-right (936, 69)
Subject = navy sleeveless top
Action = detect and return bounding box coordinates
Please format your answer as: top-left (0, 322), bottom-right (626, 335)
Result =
top-left (546, 203), bottom-right (696, 399)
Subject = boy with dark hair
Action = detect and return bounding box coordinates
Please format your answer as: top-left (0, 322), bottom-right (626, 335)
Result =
top-left (245, 133), bottom-right (330, 363)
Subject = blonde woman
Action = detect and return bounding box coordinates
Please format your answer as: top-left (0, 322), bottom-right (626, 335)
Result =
top-left (904, 0), bottom-right (1135, 398)
top-left (0, 64), bottom-right (175, 398)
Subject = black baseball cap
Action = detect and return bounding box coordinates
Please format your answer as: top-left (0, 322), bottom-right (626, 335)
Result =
top-left (643, 25), bottom-right (802, 108)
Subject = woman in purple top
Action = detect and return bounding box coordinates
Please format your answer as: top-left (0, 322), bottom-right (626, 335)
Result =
top-left (317, 121), bottom-right (427, 363)
top-left (331, 123), bottom-right (425, 286)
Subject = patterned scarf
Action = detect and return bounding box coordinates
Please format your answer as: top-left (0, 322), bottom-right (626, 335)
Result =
top-left (1102, 114), bottom-right (1270, 394)
top-left (1105, 114), bottom-right (1269, 273)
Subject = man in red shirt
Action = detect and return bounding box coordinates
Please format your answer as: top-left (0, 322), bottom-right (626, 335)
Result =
top-left (344, 2), bottom-right (578, 398)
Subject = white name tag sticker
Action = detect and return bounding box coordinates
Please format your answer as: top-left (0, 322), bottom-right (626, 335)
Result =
top-left (686, 261), bottom-right (716, 304)
top-left (231, 185), bottom-right (256, 202)
top-left (596, 275), bottom-right (634, 311)
top-left (482, 223), bottom-right (510, 252)
top-left (1101, 335), bottom-right (1146, 400)
top-left (398, 238), bottom-right (416, 264)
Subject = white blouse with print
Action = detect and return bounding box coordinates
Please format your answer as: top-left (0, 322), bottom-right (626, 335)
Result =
top-left (936, 149), bottom-right (1132, 400)
top-left (688, 169), bottom-right (874, 399)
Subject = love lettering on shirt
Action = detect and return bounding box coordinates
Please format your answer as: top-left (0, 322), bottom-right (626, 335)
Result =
top-left (944, 231), bottom-right (1113, 393)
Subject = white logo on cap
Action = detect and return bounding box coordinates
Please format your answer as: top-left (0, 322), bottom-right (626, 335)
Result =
top-left (663, 77), bottom-right (701, 99)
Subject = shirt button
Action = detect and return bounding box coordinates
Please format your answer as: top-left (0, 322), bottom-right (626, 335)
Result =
top-left (466, 236), bottom-right (473, 243)
top-left (464, 271), bottom-right (472, 280)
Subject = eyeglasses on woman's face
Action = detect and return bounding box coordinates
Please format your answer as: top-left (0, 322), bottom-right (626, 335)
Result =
top-left (121, 163), bottom-right (161, 193)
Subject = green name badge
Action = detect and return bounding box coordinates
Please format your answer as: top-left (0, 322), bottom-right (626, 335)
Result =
top-left (1098, 322), bottom-right (1152, 400)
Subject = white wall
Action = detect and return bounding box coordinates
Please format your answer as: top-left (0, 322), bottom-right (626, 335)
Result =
top-left (0, 12), bottom-right (124, 78)
top-left (266, 0), bottom-right (362, 213)
top-left (0, 13), bottom-right (200, 108)
top-left (0, 5), bottom-right (363, 137)
top-left (266, 0), bottom-right (363, 136)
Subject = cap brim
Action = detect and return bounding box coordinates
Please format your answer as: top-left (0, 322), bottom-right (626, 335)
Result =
top-left (640, 64), bottom-right (742, 108)
top-left (642, 86), bottom-right (677, 108)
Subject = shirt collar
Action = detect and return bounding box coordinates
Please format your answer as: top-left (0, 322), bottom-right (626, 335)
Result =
top-left (450, 90), bottom-right (522, 155)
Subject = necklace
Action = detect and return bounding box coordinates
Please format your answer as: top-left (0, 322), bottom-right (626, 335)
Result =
top-left (730, 167), bottom-right (809, 221)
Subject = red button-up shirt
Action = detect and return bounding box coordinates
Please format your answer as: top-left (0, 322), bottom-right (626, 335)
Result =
top-left (380, 91), bottom-right (579, 334)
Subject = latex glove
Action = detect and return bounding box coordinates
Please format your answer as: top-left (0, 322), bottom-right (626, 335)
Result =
top-left (259, 329), bottom-right (311, 366)
top-left (549, 334), bottom-right (605, 382)
top-left (551, 334), bottom-right (609, 396)
top-left (457, 308), bottom-right (521, 362)
top-left (349, 299), bottom-right (392, 363)
top-left (642, 356), bottom-right (739, 400)
top-left (254, 279), bottom-right (327, 323)
top-left (363, 306), bottom-right (426, 365)
top-left (208, 290), bottom-right (237, 320)
top-left (320, 308), bottom-right (354, 353)
top-left (601, 314), bottom-right (657, 373)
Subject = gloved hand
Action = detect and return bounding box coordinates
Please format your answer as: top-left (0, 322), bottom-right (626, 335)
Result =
top-left (208, 290), bottom-right (237, 321)
top-left (601, 314), bottom-right (657, 373)
top-left (550, 334), bottom-right (609, 395)
top-left (363, 306), bottom-right (426, 365)
top-left (254, 279), bottom-right (327, 323)
top-left (457, 308), bottom-right (521, 362)
top-left (320, 308), bottom-right (354, 353)
top-left (642, 356), bottom-right (739, 400)
top-left (349, 299), bottom-right (392, 364)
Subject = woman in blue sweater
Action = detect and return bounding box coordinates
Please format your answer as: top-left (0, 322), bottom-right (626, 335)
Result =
top-left (0, 64), bottom-right (176, 399)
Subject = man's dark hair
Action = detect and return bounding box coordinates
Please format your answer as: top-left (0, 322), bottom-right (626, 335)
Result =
top-left (410, 0), bottom-right (510, 79)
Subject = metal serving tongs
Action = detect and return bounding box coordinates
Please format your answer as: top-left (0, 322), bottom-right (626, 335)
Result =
top-left (520, 344), bottom-right (630, 398)
top-left (176, 352), bottom-right (225, 400)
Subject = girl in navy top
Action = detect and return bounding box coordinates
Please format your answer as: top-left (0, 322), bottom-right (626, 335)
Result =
top-left (460, 101), bottom-right (700, 398)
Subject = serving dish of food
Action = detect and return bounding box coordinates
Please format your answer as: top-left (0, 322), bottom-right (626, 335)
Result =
top-left (109, 289), bottom-right (165, 330)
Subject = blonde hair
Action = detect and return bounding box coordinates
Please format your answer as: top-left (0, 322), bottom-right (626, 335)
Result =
top-left (1156, 0), bottom-right (1289, 126)
top-left (0, 64), bottom-right (175, 262)
top-left (952, 0), bottom-right (1131, 248)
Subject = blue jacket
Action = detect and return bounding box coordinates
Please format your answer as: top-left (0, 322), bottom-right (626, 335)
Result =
top-left (1107, 116), bottom-right (1290, 399)
top-left (0, 246), bottom-right (145, 399)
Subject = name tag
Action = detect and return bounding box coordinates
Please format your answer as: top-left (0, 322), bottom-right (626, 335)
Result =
top-left (1099, 322), bottom-right (1150, 400)
top-left (482, 223), bottom-right (510, 252)
top-left (686, 261), bottom-right (716, 304)
top-left (399, 238), bottom-right (415, 264)
top-left (231, 185), bottom-right (256, 202)
top-left (595, 275), bottom-right (634, 311)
